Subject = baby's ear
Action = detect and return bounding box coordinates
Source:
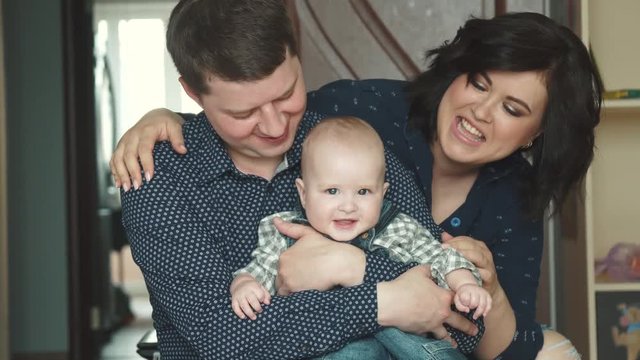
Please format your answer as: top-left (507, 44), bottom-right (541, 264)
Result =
top-left (295, 178), bottom-right (306, 208)
top-left (383, 182), bottom-right (390, 195)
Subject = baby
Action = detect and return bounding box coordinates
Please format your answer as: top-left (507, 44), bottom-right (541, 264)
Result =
top-left (230, 116), bottom-right (491, 355)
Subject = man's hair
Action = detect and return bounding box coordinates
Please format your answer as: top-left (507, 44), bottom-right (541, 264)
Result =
top-left (166, 0), bottom-right (298, 94)
top-left (301, 117), bottom-right (386, 179)
top-left (406, 12), bottom-right (603, 217)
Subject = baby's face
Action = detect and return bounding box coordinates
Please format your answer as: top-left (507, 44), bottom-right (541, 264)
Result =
top-left (296, 145), bottom-right (388, 242)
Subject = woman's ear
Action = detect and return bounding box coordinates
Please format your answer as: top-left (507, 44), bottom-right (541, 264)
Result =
top-left (179, 76), bottom-right (204, 108)
top-left (295, 178), bottom-right (306, 208)
top-left (383, 182), bottom-right (390, 196)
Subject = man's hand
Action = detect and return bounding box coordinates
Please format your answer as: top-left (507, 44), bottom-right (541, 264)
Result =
top-left (274, 218), bottom-right (366, 295)
top-left (110, 108), bottom-right (186, 191)
top-left (230, 274), bottom-right (272, 320)
top-left (376, 265), bottom-right (479, 347)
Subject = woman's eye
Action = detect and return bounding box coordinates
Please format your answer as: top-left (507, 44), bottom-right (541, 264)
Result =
top-left (470, 77), bottom-right (487, 91)
top-left (503, 103), bottom-right (522, 117)
top-left (326, 188), bottom-right (338, 195)
top-left (358, 189), bottom-right (370, 195)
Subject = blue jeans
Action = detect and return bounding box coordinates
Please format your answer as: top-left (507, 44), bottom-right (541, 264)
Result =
top-left (315, 328), bottom-right (466, 360)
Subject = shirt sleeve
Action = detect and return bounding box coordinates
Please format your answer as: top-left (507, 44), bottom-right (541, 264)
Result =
top-left (307, 79), bottom-right (416, 171)
top-left (122, 158), bottom-right (382, 359)
top-left (491, 209), bottom-right (545, 358)
top-left (233, 212), bottom-right (296, 295)
top-left (374, 214), bottom-right (481, 289)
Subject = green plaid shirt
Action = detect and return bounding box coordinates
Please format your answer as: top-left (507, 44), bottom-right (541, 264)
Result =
top-left (235, 210), bottom-right (481, 294)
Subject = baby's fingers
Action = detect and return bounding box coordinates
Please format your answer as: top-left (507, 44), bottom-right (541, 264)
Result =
top-left (232, 299), bottom-right (247, 319)
top-left (240, 299), bottom-right (258, 320)
top-left (262, 289), bottom-right (272, 305)
top-left (472, 294), bottom-right (492, 319)
top-left (454, 293), bottom-right (470, 313)
top-left (247, 295), bottom-right (264, 315)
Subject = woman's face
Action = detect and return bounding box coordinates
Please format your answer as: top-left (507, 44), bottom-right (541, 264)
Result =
top-left (435, 70), bottom-right (547, 168)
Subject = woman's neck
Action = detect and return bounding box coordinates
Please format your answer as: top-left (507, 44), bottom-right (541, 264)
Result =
top-left (429, 142), bottom-right (480, 224)
top-left (430, 142), bottom-right (480, 178)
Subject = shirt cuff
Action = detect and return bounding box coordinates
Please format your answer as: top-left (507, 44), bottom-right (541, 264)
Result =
top-left (363, 250), bottom-right (415, 283)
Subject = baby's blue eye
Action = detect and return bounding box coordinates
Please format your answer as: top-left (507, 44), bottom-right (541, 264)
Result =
top-left (326, 188), bottom-right (338, 195)
top-left (358, 189), bottom-right (370, 195)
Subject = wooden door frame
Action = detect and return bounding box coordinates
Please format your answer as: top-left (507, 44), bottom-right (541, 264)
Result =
top-left (62, 0), bottom-right (98, 359)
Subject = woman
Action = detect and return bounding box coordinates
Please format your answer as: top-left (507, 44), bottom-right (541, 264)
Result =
top-left (111, 12), bottom-right (600, 359)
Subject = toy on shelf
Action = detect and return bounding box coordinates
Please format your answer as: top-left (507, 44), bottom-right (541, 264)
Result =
top-left (596, 243), bottom-right (640, 281)
top-left (604, 89), bottom-right (640, 100)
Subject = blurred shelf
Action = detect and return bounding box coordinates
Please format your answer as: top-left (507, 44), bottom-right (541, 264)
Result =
top-left (603, 99), bottom-right (640, 116)
top-left (594, 273), bottom-right (640, 292)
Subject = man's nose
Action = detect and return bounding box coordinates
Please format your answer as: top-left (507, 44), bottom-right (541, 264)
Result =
top-left (258, 103), bottom-right (286, 136)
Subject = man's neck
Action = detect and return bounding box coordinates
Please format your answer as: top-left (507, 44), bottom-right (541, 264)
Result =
top-left (230, 153), bottom-right (284, 181)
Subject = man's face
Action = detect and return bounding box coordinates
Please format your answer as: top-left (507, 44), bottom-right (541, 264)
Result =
top-left (182, 52), bottom-right (307, 173)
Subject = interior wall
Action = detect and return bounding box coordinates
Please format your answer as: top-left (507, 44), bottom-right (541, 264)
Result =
top-left (0, 0), bottom-right (9, 358)
top-left (5, 0), bottom-right (69, 354)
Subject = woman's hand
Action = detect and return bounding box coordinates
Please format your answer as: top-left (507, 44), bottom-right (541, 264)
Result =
top-left (442, 232), bottom-right (500, 297)
top-left (110, 108), bottom-right (186, 191)
top-left (273, 218), bottom-right (366, 295)
top-left (443, 232), bottom-right (516, 358)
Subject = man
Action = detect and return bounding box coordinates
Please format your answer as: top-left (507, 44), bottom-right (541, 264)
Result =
top-left (119, 0), bottom-right (476, 358)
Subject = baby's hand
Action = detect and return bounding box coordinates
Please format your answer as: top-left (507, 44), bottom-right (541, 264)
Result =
top-left (453, 283), bottom-right (492, 319)
top-left (230, 274), bottom-right (272, 320)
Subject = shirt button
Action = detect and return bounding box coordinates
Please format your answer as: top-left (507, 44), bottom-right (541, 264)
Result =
top-left (450, 217), bottom-right (461, 227)
top-left (361, 232), bottom-right (369, 239)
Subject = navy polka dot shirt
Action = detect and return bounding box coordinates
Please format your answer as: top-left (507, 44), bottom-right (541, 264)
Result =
top-left (122, 110), bottom-right (440, 359)
top-left (307, 79), bottom-right (545, 359)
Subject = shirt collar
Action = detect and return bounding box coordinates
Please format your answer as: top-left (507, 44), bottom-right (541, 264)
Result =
top-left (191, 111), bottom-right (315, 185)
top-left (475, 151), bottom-right (528, 188)
top-left (187, 113), bottom-right (237, 184)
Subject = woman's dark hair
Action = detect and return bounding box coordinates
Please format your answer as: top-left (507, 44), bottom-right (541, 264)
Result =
top-left (407, 12), bottom-right (603, 218)
top-left (166, 0), bottom-right (298, 94)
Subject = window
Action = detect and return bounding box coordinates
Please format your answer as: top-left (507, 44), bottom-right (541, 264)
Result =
top-left (94, 2), bottom-right (200, 144)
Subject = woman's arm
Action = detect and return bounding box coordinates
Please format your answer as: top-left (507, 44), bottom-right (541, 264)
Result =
top-left (443, 213), bottom-right (545, 359)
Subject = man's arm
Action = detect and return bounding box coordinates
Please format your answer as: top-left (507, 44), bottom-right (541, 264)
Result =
top-left (122, 159), bottom-right (384, 359)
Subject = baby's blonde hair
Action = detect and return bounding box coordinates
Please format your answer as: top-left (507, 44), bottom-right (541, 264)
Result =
top-left (300, 116), bottom-right (386, 179)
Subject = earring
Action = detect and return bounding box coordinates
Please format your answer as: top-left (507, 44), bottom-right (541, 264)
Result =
top-left (521, 140), bottom-right (533, 150)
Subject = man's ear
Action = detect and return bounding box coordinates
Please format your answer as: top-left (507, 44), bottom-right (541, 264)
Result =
top-left (383, 182), bottom-right (390, 196)
top-left (295, 178), bottom-right (306, 208)
top-left (179, 76), bottom-right (204, 108)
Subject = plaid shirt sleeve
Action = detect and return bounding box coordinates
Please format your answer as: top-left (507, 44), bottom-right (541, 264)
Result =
top-left (233, 212), bottom-right (298, 295)
top-left (373, 213), bottom-right (481, 289)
